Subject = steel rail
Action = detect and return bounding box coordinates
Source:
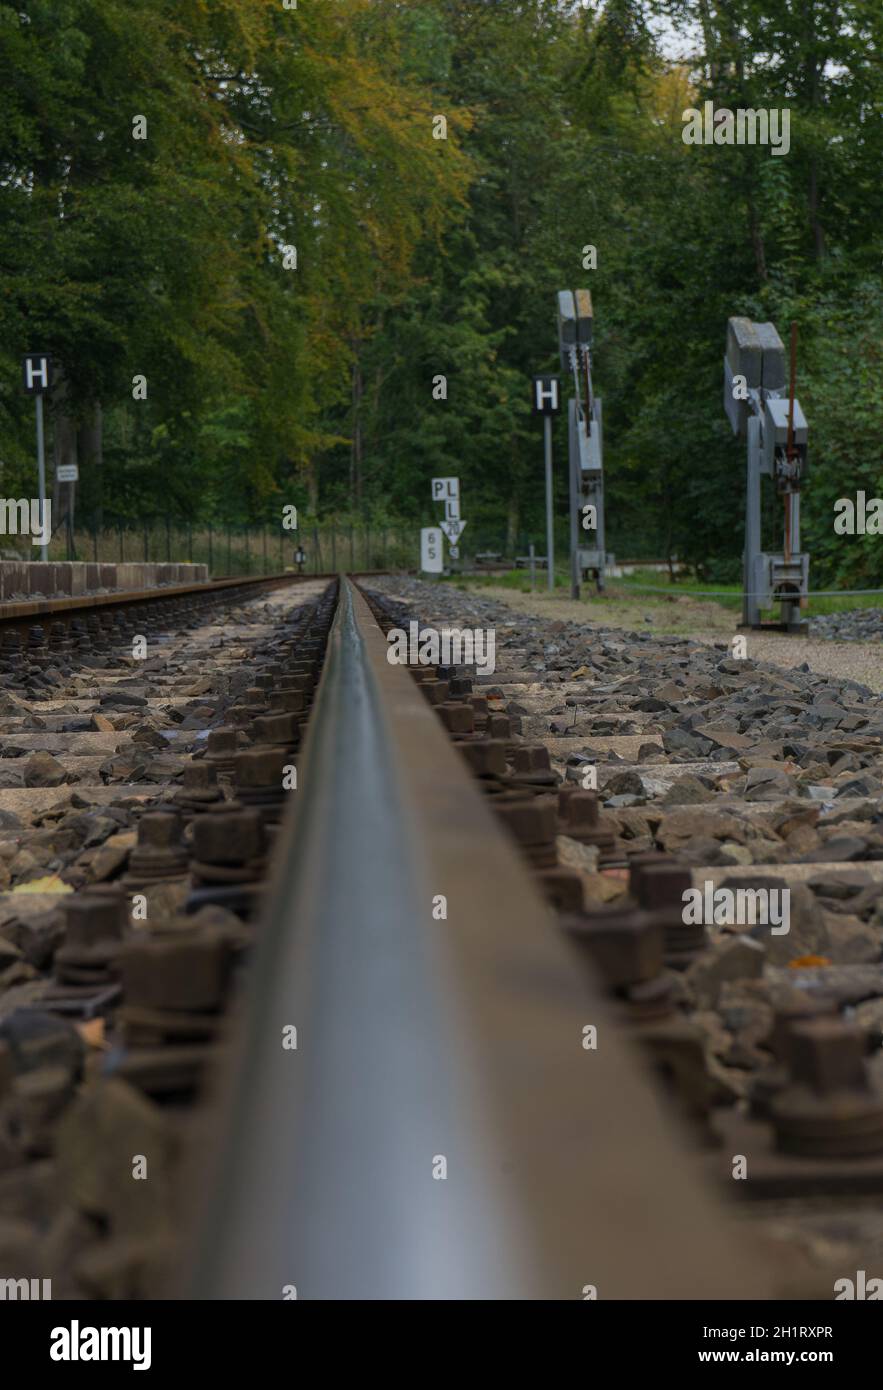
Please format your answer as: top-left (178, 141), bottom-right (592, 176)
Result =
top-left (184, 578), bottom-right (775, 1299)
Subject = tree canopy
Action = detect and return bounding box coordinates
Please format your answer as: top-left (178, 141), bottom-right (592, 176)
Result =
top-left (1, 0), bottom-right (880, 584)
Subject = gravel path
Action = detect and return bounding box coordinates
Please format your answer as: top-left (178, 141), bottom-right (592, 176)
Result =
top-left (454, 586), bottom-right (883, 693)
top-left (810, 609), bottom-right (883, 642)
top-left (694, 632), bottom-right (883, 694)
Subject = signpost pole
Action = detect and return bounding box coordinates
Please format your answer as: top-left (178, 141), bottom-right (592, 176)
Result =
top-left (543, 413), bottom-right (554, 591)
top-left (569, 407), bottom-right (580, 601)
top-left (35, 393), bottom-right (48, 562)
top-left (23, 353), bottom-right (53, 562)
top-left (531, 377), bottom-right (560, 594)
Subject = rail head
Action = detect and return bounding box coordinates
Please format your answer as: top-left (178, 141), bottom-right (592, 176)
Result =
top-left (184, 579), bottom-right (776, 1300)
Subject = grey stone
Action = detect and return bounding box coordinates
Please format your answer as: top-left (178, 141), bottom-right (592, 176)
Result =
top-left (22, 751), bottom-right (67, 788)
top-left (657, 775), bottom-right (716, 807)
top-left (803, 836), bottom-right (868, 863)
top-left (602, 769), bottom-right (645, 796)
top-left (820, 911), bottom-right (881, 965)
top-left (0, 1010), bottom-right (85, 1082)
top-left (55, 1079), bottom-right (175, 1238)
top-left (807, 873), bottom-right (871, 900)
top-left (687, 936), bottom-right (765, 1007)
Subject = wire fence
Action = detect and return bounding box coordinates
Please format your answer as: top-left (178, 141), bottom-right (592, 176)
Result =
top-left (615, 583), bottom-right (883, 598)
top-left (17, 515), bottom-right (422, 576)
top-left (0, 511), bottom-right (709, 578)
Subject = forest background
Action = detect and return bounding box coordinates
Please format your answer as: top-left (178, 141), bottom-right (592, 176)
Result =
top-left (1, 0), bottom-right (880, 582)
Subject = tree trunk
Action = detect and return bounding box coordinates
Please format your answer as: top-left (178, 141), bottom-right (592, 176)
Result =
top-left (808, 161), bottom-right (825, 260)
top-left (52, 385), bottom-right (78, 477)
top-left (52, 379), bottom-right (78, 548)
top-left (75, 402), bottom-right (103, 555)
top-left (506, 491), bottom-right (518, 558)
top-left (747, 189), bottom-right (767, 283)
top-left (77, 401), bottom-right (102, 527)
top-left (350, 344), bottom-right (363, 512)
top-left (306, 458), bottom-right (319, 513)
top-left (805, 15), bottom-right (826, 261)
top-left (77, 403), bottom-right (102, 471)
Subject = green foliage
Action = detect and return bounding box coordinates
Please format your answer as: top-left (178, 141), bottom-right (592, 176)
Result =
top-left (0, 0), bottom-right (879, 589)
top-left (0, 0), bottom-right (470, 520)
top-left (798, 279), bottom-right (883, 587)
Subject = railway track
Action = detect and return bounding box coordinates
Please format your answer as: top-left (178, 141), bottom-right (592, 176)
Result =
top-left (0, 573), bottom-right (331, 1296)
top-left (1, 569), bottom-right (881, 1300)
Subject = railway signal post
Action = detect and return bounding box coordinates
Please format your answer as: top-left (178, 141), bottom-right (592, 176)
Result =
top-left (724, 317), bottom-right (809, 632)
top-left (556, 290), bottom-right (609, 598)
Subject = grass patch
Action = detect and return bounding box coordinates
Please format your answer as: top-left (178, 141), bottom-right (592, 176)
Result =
top-left (456, 564), bottom-right (883, 619)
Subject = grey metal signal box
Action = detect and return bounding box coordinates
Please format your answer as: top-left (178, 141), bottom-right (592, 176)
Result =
top-left (557, 289), bottom-right (611, 596)
top-left (724, 316), bottom-right (809, 631)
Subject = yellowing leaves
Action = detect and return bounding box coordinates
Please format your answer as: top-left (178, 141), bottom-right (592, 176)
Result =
top-left (10, 875), bottom-right (74, 895)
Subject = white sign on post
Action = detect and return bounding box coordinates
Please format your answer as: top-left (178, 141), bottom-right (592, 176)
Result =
top-left (420, 527), bottom-right (444, 574)
top-left (440, 518), bottom-right (467, 544)
top-left (22, 354), bottom-right (53, 395)
top-left (444, 496), bottom-right (460, 520)
top-left (57, 465), bottom-right (78, 483)
top-left (431, 477), bottom-right (459, 502)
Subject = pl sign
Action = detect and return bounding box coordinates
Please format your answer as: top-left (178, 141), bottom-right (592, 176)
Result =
top-left (431, 477), bottom-right (459, 502)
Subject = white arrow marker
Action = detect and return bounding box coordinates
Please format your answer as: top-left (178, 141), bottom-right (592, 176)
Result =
top-left (440, 519), bottom-right (467, 543)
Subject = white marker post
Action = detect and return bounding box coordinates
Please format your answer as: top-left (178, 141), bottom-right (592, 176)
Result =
top-left (421, 527), bottom-right (444, 574)
top-left (23, 353), bottom-right (53, 561)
